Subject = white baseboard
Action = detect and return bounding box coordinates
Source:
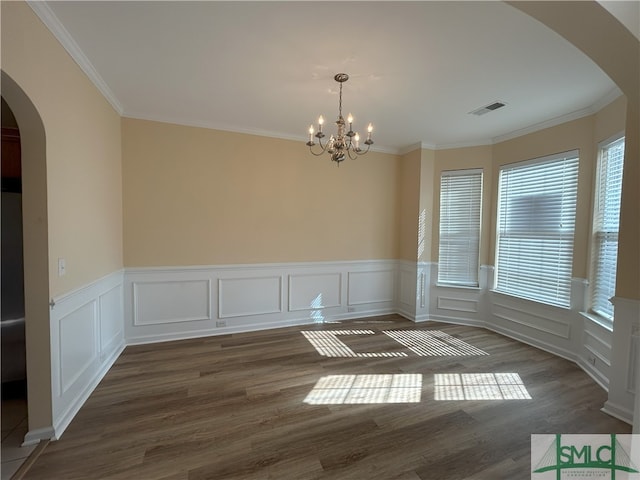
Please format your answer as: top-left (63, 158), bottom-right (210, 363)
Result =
top-left (22, 426), bottom-right (56, 447)
top-left (602, 400), bottom-right (634, 425)
top-left (52, 340), bottom-right (125, 439)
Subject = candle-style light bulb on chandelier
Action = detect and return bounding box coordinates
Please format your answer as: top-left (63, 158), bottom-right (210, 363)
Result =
top-left (306, 73), bottom-right (374, 165)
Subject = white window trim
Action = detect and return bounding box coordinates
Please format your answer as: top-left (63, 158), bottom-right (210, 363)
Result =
top-left (494, 150), bottom-right (579, 308)
top-left (587, 134), bottom-right (625, 325)
top-left (437, 168), bottom-right (483, 287)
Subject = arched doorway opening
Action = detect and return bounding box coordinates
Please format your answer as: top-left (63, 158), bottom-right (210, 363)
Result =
top-left (1, 71), bottom-right (54, 445)
top-left (1, 97), bottom-right (31, 473)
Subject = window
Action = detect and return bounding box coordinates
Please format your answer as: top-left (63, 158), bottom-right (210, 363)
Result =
top-left (495, 151), bottom-right (579, 307)
top-left (438, 169), bottom-right (483, 286)
top-left (591, 137), bottom-right (624, 321)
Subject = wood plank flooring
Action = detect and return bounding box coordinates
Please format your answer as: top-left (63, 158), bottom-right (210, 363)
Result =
top-left (24, 316), bottom-right (630, 479)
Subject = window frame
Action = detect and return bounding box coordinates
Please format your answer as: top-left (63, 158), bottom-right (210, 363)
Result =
top-left (589, 134), bottom-right (625, 324)
top-left (494, 150), bottom-right (580, 308)
top-left (437, 168), bottom-right (483, 288)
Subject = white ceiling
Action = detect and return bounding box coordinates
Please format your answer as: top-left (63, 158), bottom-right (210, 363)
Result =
top-left (37, 1), bottom-right (622, 152)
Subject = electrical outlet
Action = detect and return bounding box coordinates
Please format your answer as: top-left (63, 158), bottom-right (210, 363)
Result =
top-left (588, 355), bottom-right (596, 365)
top-left (348, 306), bottom-right (356, 313)
top-left (216, 320), bottom-right (226, 328)
top-left (58, 258), bottom-right (66, 277)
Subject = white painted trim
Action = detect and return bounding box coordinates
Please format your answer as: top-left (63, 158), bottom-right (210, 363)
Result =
top-left (27, 1), bottom-right (124, 115)
top-left (492, 302), bottom-right (571, 339)
top-left (123, 112), bottom-right (400, 155)
top-left (602, 400), bottom-right (634, 425)
top-left (492, 88), bottom-right (622, 144)
top-left (34, 259), bottom-right (636, 444)
top-left (124, 260), bottom-right (400, 345)
top-left (46, 269), bottom-right (125, 442)
top-left (487, 322), bottom-right (578, 365)
top-left (50, 269), bottom-right (124, 312)
top-left (22, 427), bottom-right (56, 447)
top-left (433, 139), bottom-right (493, 150)
top-left (218, 275), bottom-right (283, 318)
top-left (132, 279), bottom-right (212, 325)
top-left (125, 259), bottom-right (399, 274)
top-left (287, 272), bottom-right (342, 312)
top-left (583, 337), bottom-right (612, 367)
top-left (578, 357), bottom-right (609, 391)
top-left (52, 341), bottom-right (125, 440)
top-left (429, 314), bottom-right (486, 329)
top-left (436, 296), bottom-right (479, 313)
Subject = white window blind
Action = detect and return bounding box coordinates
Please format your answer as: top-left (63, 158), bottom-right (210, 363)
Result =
top-left (438, 169), bottom-right (482, 286)
top-left (591, 137), bottom-right (624, 320)
top-left (495, 152), bottom-right (579, 307)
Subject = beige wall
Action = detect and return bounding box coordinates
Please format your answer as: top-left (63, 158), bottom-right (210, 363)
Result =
top-left (122, 118), bottom-right (400, 266)
top-left (1, 2), bottom-right (123, 297)
top-left (398, 149), bottom-right (422, 262)
top-left (1, 1), bottom-right (123, 431)
top-left (418, 149), bottom-right (436, 263)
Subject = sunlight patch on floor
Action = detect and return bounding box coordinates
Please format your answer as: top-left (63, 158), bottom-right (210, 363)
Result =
top-left (434, 373), bottom-right (532, 400)
top-left (304, 374), bottom-right (422, 404)
top-left (301, 329), bottom-right (487, 358)
top-left (301, 330), bottom-right (408, 358)
top-left (383, 330), bottom-right (489, 356)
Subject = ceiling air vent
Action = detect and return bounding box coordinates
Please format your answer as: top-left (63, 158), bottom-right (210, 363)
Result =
top-left (470, 101), bottom-right (506, 116)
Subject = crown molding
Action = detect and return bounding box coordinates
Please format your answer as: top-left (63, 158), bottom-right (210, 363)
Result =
top-left (27, 1), bottom-right (123, 115)
top-left (123, 111), bottom-right (400, 155)
top-left (398, 142), bottom-right (436, 155)
top-left (433, 139), bottom-right (493, 151)
top-left (398, 87), bottom-right (624, 152)
top-left (492, 87), bottom-right (623, 145)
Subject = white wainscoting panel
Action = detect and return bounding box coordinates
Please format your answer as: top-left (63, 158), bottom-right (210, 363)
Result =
top-left (288, 273), bottom-right (341, 312)
top-left (348, 270), bottom-right (394, 305)
top-left (492, 300), bottom-right (571, 340)
top-left (627, 328), bottom-right (639, 394)
top-left (437, 296), bottom-right (479, 313)
top-left (133, 279), bottom-right (211, 325)
top-left (125, 261), bottom-right (399, 344)
top-left (427, 263), bottom-right (484, 327)
top-left (219, 276), bottom-right (282, 318)
top-left (604, 296), bottom-right (640, 424)
top-left (396, 261), bottom-right (431, 322)
top-left (59, 301), bottom-right (97, 394)
top-left (99, 285), bottom-right (124, 359)
top-left (580, 317), bottom-right (612, 390)
top-left (48, 270), bottom-right (125, 442)
top-left (398, 266), bottom-right (417, 311)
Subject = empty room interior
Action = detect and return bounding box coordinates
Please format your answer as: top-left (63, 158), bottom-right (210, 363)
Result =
top-left (1, 1), bottom-right (639, 479)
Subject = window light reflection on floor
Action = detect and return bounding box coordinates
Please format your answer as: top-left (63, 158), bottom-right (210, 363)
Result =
top-left (304, 374), bottom-right (422, 405)
top-left (301, 330), bottom-right (408, 358)
top-left (301, 330), bottom-right (488, 358)
top-left (434, 373), bottom-right (532, 400)
top-left (383, 330), bottom-right (488, 357)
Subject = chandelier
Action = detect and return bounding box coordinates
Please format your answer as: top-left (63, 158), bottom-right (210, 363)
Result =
top-left (306, 73), bottom-right (374, 165)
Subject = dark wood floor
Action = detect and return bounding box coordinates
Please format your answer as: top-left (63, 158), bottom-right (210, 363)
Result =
top-left (24, 315), bottom-right (630, 479)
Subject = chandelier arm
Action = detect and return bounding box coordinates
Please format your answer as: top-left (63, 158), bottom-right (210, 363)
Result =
top-left (353, 143), bottom-right (372, 156)
top-left (308, 140), bottom-right (329, 156)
